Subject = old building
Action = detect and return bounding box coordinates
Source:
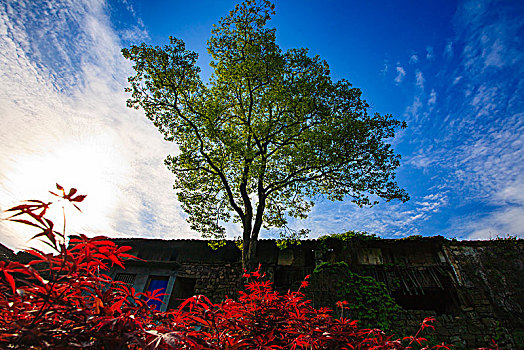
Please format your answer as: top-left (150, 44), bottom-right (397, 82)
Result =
top-left (107, 236), bottom-right (523, 349)
top-left (2, 235), bottom-right (521, 348)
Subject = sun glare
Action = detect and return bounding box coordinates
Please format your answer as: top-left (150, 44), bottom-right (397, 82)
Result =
top-left (2, 134), bottom-right (127, 249)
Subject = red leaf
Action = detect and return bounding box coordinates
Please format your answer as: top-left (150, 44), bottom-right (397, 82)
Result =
top-left (91, 239), bottom-right (116, 246)
top-left (116, 246), bottom-right (132, 253)
top-left (67, 188), bottom-right (77, 198)
top-left (109, 298), bottom-right (125, 315)
top-left (3, 271), bottom-right (16, 294)
top-left (4, 204), bottom-right (32, 212)
top-left (146, 288), bottom-right (167, 303)
top-left (10, 219), bottom-right (44, 230)
top-left (50, 183), bottom-right (66, 198)
top-left (71, 194), bottom-right (87, 202)
top-left (107, 254), bottom-right (124, 268)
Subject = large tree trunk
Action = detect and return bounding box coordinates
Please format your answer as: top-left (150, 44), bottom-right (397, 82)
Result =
top-left (242, 193), bottom-right (266, 271)
top-left (240, 178), bottom-right (266, 271)
top-left (241, 217), bottom-right (254, 271)
top-left (241, 237), bottom-right (250, 272)
top-left (247, 237), bottom-right (258, 272)
top-left (242, 232), bottom-right (259, 272)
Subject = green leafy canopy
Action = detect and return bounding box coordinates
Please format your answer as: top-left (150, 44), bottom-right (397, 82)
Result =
top-left (122, 0), bottom-right (408, 268)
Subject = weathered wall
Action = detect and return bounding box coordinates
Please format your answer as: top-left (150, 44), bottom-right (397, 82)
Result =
top-left (441, 240), bottom-right (524, 349)
top-left (308, 237), bottom-right (523, 349)
top-left (4, 235), bottom-right (521, 347)
top-left (175, 262), bottom-right (243, 302)
top-left (109, 239), bottom-right (244, 306)
top-left (20, 236), bottom-right (518, 349)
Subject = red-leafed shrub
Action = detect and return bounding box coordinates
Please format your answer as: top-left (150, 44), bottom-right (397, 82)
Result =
top-left (0, 184), bottom-right (463, 349)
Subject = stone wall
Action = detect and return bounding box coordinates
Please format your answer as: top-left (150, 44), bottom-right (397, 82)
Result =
top-left (312, 238), bottom-right (524, 349)
top-left (397, 308), bottom-right (509, 349)
top-left (104, 237), bottom-right (524, 348)
top-left (175, 262), bottom-right (243, 302)
top-left (6, 236), bottom-right (520, 348)
top-left (304, 256), bottom-right (517, 349)
top-left (440, 240), bottom-right (524, 349)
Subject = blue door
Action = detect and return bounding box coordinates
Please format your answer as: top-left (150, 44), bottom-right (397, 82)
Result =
top-left (146, 277), bottom-right (169, 310)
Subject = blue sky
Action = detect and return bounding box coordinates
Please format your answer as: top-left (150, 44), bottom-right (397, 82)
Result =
top-left (0, 0), bottom-right (523, 250)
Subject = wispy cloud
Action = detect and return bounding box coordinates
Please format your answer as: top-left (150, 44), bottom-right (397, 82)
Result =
top-left (405, 0), bottom-right (524, 239)
top-left (426, 46), bottom-right (434, 60)
top-left (444, 40), bottom-right (453, 59)
top-left (380, 59), bottom-right (389, 75)
top-left (404, 96), bottom-right (422, 122)
top-left (113, 0), bottom-right (150, 44)
top-left (0, 0), bottom-right (197, 251)
top-left (320, 0), bottom-right (524, 240)
top-left (457, 205), bottom-right (524, 240)
top-left (457, 0), bottom-right (523, 72)
top-left (292, 190), bottom-right (448, 239)
top-left (415, 70), bottom-right (424, 89)
top-left (428, 89), bottom-right (437, 107)
top-left (394, 65), bottom-right (406, 84)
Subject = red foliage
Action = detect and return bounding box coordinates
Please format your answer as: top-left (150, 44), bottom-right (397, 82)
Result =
top-left (0, 184), bottom-right (468, 349)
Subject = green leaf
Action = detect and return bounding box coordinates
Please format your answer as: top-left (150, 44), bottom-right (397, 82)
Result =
top-left (122, 0), bottom-right (408, 270)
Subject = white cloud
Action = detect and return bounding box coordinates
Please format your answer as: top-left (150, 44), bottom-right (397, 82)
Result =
top-left (415, 70), bottom-right (424, 89)
top-left (416, 193), bottom-right (448, 212)
top-left (0, 0), bottom-right (197, 251)
top-left (483, 38), bottom-right (504, 68)
top-left (444, 40), bottom-right (454, 59)
top-left (380, 59), bottom-right (389, 75)
top-left (426, 46), bottom-right (434, 60)
top-left (470, 84), bottom-right (498, 117)
top-left (394, 65), bottom-right (406, 83)
top-left (453, 76), bottom-right (462, 85)
top-left (428, 89), bottom-right (437, 106)
top-left (407, 151), bottom-right (437, 169)
top-left (466, 206), bottom-right (524, 239)
top-left (404, 96), bottom-right (422, 122)
top-left (495, 181), bottom-right (524, 205)
top-left (119, 25), bottom-right (149, 43)
top-left (410, 54), bottom-right (418, 63)
top-left (457, 0), bottom-right (523, 73)
top-left (294, 190), bottom-right (448, 239)
top-left (389, 0), bottom-right (524, 239)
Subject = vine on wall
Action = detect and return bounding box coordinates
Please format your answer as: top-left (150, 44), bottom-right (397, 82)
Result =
top-left (308, 261), bottom-right (401, 332)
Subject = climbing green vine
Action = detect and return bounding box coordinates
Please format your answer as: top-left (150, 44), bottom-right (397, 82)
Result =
top-left (308, 261), bottom-right (401, 332)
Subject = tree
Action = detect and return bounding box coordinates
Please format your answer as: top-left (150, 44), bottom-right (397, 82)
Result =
top-left (122, 0), bottom-right (409, 270)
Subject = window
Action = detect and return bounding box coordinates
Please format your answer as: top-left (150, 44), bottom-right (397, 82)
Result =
top-left (167, 276), bottom-right (196, 309)
top-left (144, 276), bottom-right (169, 310)
top-left (114, 273), bottom-right (136, 287)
